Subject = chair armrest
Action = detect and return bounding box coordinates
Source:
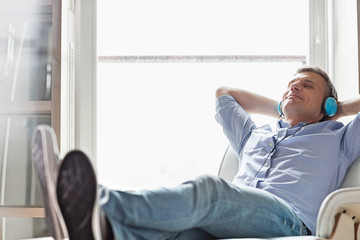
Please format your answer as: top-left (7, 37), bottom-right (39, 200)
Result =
top-left (317, 187), bottom-right (360, 238)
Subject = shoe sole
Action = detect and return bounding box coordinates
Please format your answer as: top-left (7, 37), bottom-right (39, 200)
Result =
top-left (32, 125), bottom-right (69, 240)
top-left (56, 150), bottom-right (98, 240)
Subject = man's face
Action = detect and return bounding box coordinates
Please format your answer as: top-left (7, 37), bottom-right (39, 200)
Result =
top-left (281, 72), bottom-right (327, 123)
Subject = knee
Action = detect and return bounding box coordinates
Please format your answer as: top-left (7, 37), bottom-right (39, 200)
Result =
top-left (183, 175), bottom-right (234, 206)
top-left (195, 174), bottom-right (221, 183)
top-left (193, 175), bottom-right (226, 194)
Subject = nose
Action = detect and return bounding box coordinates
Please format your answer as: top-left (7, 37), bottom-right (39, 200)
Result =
top-left (290, 81), bottom-right (301, 92)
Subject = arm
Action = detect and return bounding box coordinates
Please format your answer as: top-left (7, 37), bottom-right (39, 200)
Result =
top-left (330, 95), bottom-right (360, 120)
top-left (216, 86), bottom-right (279, 118)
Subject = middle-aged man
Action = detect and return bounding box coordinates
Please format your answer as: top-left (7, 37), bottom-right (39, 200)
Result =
top-left (32, 66), bottom-right (360, 239)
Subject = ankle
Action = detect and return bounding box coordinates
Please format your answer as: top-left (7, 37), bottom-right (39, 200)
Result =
top-left (100, 209), bottom-right (114, 240)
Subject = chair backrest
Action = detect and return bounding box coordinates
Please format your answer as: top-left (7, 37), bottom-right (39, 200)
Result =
top-left (218, 145), bottom-right (238, 182)
top-left (340, 156), bottom-right (360, 188)
top-left (218, 145), bottom-right (360, 188)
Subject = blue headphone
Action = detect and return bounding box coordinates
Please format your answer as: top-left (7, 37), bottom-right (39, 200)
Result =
top-left (277, 97), bottom-right (337, 117)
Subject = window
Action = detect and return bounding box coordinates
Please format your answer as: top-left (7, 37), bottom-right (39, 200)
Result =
top-left (97, 0), bottom-right (309, 190)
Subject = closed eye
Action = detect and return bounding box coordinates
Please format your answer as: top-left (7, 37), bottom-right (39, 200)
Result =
top-left (303, 83), bottom-right (314, 89)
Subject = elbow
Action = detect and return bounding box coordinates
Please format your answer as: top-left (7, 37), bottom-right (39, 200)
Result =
top-left (216, 86), bottom-right (231, 98)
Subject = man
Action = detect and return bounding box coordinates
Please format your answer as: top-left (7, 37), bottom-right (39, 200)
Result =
top-left (33, 66), bottom-right (360, 239)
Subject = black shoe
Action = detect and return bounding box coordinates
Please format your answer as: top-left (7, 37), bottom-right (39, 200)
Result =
top-left (56, 150), bottom-right (101, 240)
top-left (32, 125), bottom-right (69, 240)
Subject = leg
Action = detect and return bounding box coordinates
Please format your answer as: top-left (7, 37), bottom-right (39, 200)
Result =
top-left (33, 129), bottom-right (308, 240)
top-left (101, 175), bottom-right (309, 239)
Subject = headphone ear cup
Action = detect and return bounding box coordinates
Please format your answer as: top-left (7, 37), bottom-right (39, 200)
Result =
top-left (324, 97), bottom-right (337, 117)
top-left (277, 101), bottom-right (283, 116)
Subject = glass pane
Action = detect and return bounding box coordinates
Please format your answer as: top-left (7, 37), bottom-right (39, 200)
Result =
top-left (0, 0), bottom-right (52, 102)
top-left (2, 217), bottom-right (48, 239)
top-left (98, 0), bottom-right (308, 56)
top-left (0, 116), bottom-right (50, 206)
top-left (97, 62), bottom-right (303, 190)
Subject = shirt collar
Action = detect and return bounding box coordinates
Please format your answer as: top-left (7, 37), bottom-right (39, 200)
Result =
top-left (277, 118), bottom-right (308, 129)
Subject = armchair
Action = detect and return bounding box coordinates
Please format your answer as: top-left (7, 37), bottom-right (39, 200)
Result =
top-left (218, 145), bottom-right (360, 240)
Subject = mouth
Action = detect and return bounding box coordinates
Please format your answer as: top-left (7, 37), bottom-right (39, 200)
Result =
top-left (286, 93), bottom-right (304, 100)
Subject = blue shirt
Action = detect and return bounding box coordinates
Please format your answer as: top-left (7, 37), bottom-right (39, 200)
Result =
top-left (215, 95), bottom-right (360, 234)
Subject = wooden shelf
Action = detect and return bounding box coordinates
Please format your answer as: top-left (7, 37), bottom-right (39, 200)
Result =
top-left (0, 206), bottom-right (45, 218)
top-left (0, 101), bottom-right (51, 115)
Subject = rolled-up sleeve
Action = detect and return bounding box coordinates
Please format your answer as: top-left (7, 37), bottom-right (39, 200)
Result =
top-left (215, 95), bottom-right (256, 154)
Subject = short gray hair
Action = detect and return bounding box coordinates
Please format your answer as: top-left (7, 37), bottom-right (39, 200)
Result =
top-left (296, 65), bottom-right (338, 100)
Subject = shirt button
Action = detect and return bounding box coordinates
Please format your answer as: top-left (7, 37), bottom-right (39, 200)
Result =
top-left (268, 142), bottom-right (273, 147)
top-left (264, 162), bottom-right (269, 167)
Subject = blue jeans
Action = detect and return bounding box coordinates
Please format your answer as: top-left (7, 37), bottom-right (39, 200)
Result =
top-left (100, 175), bottom-right (310, 240)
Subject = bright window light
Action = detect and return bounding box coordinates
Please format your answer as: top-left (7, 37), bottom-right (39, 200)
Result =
top-left (97, 0), bottom-right (309, 190)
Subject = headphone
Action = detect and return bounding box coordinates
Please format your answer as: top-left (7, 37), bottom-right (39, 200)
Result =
top-left (277, 97), bottom-right (337, 117)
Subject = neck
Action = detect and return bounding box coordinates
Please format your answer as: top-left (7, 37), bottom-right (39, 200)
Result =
top-left (284, 116), bottom-right (323, 127)
top-left (285, 119), bottom-right (303, 127)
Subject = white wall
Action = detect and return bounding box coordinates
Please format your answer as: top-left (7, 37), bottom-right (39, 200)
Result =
top-left (331, 0), bottom-right (359, 99)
